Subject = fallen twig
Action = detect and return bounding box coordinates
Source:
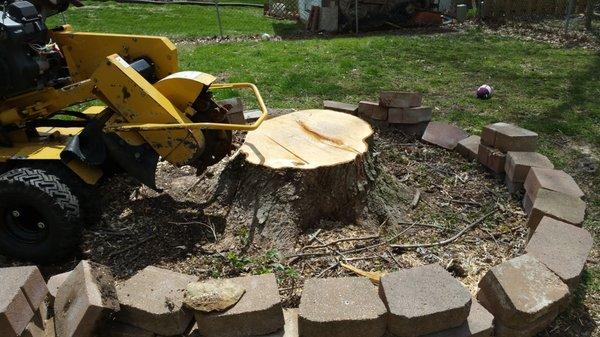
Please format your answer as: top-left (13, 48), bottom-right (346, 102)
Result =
top-left (107, 234), bottom-right (158, 258)
top-left (391, 209), bottom-right (497, 250)
top-left (411, 189), bottom-right (421, 209)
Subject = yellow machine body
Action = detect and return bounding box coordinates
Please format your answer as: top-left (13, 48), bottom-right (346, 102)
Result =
top-left (0, 26), bottom-right (268, 187)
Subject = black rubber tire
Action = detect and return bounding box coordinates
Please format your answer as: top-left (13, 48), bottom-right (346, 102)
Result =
top-left (0, 167), bottom-right (81, 262)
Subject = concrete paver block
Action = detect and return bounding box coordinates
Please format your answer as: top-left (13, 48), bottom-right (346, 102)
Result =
top-left (526, 188), bottom-right (586, 233)
top-left (195, 273), bottom-right (284, 337)
top-left (259, 309), bottom-right (299, 337)
top-left (0, 283), bottom-right (34, 337)
top-left (379, 264), bottom-right (472, 337)
top-left (422, 122), bottom-right (470, 150)
top-left (388, 107), bottom-right (432, 124)
top-left (21, 309), bottom-right (54, 337)
top-left (456, 135), bottom-right (480, 161)
top-left (47, 271), bottom-right (71, 307)
top-left (358, 101), bottom-right (387, 121)
top-left (524, 168), bottom-right (584, 201)
top-left (299, 277), bottom-right (386, 337)
top-left (525, 217), bottom-right (593, 289)
top-left (117, 266), bottom-right (197, 336)
top-left (54, 260), bottom-right (119, 337)
top-left (477, 254), bottom-right (569, 329)
top-left (481, 123), bottom-right (537, 152)
top-left (478, 144), bottom-right (506, 173)
top-left (522, 193), bottom-right (533, 215)
top-left (2, 266), bottom-right (48, 311)
top-left (493, 309), bottom-right (557, 337)
top-left (505, 152), bottom-right (554, 183)
top-left (323, 101), bottom-right (358, 114)
top-left (422, 301), bottom-right (493, 337)
top-left (379, 91), bottom-right (422, 108)
top-left (504, 175), bottom-right (523, 194)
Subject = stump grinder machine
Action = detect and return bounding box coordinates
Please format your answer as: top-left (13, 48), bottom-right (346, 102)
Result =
top-left (0, 0), bottom-right (268, 262)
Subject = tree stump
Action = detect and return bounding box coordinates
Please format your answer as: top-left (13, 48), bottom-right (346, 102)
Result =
top-left (193, 110), bottom-right (411, 252)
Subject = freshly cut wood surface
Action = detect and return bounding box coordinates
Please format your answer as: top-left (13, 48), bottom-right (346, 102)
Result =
top-left (240, 109), bottom-right (373, 169)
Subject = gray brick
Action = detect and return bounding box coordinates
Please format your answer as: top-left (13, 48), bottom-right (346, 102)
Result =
top-left (477, 254), bottom-right (569, 329)
top-left (195, 273), bottom-right (284, 337)
top-left (478, 144), bottom-right (506, 173)
top-left (524, 168), bottom-right (584, 202)
top-left (525, 217), bottom-right (593, 289)
top-left (379, 91), bottom-right (422, 108)
top-left (116, 266), bottom-right (197, 336)
top-left (388, 107), bottom-right (432, 124)
top-left (422, 122), bottom-right (469, 150)
top-left (358, 101), bottom-right (387, 121)
top-left (422, 301), bottom-right (493, 337)
top-left (481, 123), bottom-right (537, 152)
top-left (505, 152), bottom-right (554, 183)
top-left (526, 189), bottom-right (586, 233)
top-left (456, 135), bottom-right (480, 161)
top-left (379, 264), bottom-right (472, 337)
top-left (323, 101), bottom-right (358, 114)
top-left (299, 277), bottom-right (386, 337)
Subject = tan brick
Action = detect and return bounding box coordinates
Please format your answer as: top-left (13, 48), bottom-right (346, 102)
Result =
top-left (525, 217), bottom-right (593, 289)
top-left (47, 271), bottom-right (71, 307)
top-left (379, 91), bottom-right (422, 108)
top-left (0, 286), bottom-right (34, 337)
top-left (358, 101), bottom-right (387, 121)
top-left (477, 254), bottom-right (569, 329)
top-left (526, 188), bottom-right (586, 232)
top-left (494, 309), bottom-right (558, 337)
top-left (54, 261), bottom-right (119, 337)
top-left (456, 135), bottom-right (480, 161)
top-left (478, 144), bottom-right (506, 173)
top-left (323, 100), bottom-right (358, 114)
top-left (505, 152), bottom-right (554, 183)
top-left (524, 168), bottom-right (584, 202)
top-left (117, 266), bottom-right (197, 336)
top-left (504, 175), bottom-right (523, 194)
top-left (481, 123), bottom-right (537, 152)
top-left (2, 266), bottom-right (47, 311)
top-left (422, 122), bottom-right (469, 150)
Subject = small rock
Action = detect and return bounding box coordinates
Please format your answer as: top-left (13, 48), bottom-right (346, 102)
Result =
top-left (184, 279), bottom-right (245, 313)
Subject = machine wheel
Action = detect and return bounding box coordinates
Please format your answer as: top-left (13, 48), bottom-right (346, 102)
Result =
top-left (0, 167), bottom-right (81, 262)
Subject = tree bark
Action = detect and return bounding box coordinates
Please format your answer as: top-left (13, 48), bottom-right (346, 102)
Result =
top-left (192, 110), bottom-right (411, 253)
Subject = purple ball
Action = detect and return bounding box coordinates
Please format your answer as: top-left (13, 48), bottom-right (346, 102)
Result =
top-left (476, 85), bottom-right (493, 99)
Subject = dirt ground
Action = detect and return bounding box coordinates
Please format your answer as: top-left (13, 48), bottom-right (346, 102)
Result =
top-left (0, 111), bottom-right (596, 335)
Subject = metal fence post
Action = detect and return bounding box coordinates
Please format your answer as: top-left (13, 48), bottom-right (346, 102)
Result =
top-left (565, 0), bottom-right (576, 33)
top-left (215, 0), bottom-right (224, 37)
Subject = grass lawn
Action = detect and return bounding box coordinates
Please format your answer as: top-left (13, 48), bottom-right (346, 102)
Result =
top-left (179, 32), bottom-right (599, 335)
top-left (48, 2), bottom-right (600, 333)
top-left (47, 0), bottom-right (300, 39)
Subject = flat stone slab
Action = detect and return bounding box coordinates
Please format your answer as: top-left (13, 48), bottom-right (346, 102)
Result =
top-left (456, 135), bottom-right (480, 161)
top-left (422, 301), bottom-right (493, 337)
top-left (379, 91), bottom-right (422, 108)
top-left (481, 122), bottom-right (537, 152)
top-left (117, 266), bottom-right (197, 336)
top-left (323, 101), bottom-right (358, 115)
top-left (195, 273), bottom-right (284, 337)
top-left (525, 217), bottom-right (593, 289)
top-left (379, 264), bottom-right (472, 337)
top-left (422, 122), bottom-right (469, 150)
top-left (524, 167), bottom-right (584, 201)
top-left (478, 144), bottom-right (506, 173)
top-left (527, 188), bottom-right (586, 233)
top-left (477, 254), bottom-right (569, 329)
top-left (55, 260), bottom-right (119, 337)
top-left (388, 106), bottom-right (432, 124)
top-left (505, 152), bottom-right (554, 183)
top-left (299, 277), bottom-right (386, 337)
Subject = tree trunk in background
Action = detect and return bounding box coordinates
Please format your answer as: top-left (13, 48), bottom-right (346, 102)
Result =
top-left (585, 0), bottom-right (594, 30)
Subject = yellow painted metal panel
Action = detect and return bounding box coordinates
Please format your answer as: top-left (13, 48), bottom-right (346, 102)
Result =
top-left (93, 54), bottom-right (204, 165)
top-left (153, 71), bottom-right (216, 113)
top-left (50, 29), bottom-right (178, 82)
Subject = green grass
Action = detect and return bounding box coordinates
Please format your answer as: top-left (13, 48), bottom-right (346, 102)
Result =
top-left (47, 0), bottom-right (300, 39)
top-left (180, 31), bottom-right (600, 147)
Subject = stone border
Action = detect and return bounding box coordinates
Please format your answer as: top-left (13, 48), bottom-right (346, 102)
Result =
top-left (0, 94), bottom-right (593, 337)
